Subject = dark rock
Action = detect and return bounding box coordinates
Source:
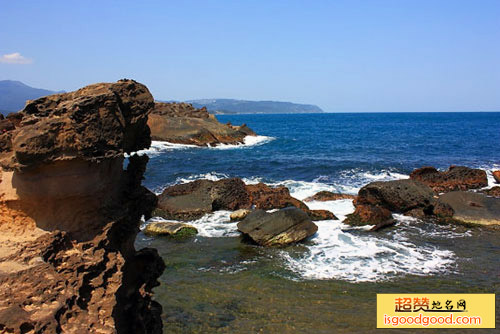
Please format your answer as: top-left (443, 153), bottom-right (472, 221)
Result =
top-left (356, 179), bottom-right (435, 214)
top-left (304, 191), bottom-right (357, 202)
top-left (156, 178), bottom-right (250, 220)
top-left (438, 191), bottom-right (500, 226)
top-left (237, 207), bottom-right (318, 246)
top-left (410, 166), bottom-right (488, 193)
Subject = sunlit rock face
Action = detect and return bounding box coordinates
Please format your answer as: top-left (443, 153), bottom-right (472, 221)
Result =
top-left (0, 80), bottom-right (165, 334)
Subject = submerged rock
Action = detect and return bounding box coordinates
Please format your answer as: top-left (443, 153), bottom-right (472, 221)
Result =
top-left (304, 191), bottom-right (357, 202)
top-left (148, 102), bottom-right (256, 146)
top-left (438, 191), bottom-right (500, 226)
top-left (0, 80), bottom-right (165, 333)
top-left (237, 207), bottom-right (318, 246)
top-left (230, 209), bottom-right (251, 221)
top-left (144, 222), bottom-right (198, 238)
top-left (410, 166), bottom-right (487, 193)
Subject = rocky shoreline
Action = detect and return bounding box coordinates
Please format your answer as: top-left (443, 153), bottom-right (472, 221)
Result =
top-left (0, 79), bottom-right (498, 333)
top-left (147, 102), bottom-right (256, 146)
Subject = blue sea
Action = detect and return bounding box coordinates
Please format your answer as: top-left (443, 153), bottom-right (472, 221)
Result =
top-left (136, 112), bottom-right (500, 333)
top-left (144, 112), bottom-right (499, 194)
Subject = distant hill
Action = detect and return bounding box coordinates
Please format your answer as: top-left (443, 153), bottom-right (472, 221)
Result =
top-left (187, 98), bottom-right (324, 114)
top-left (0, 80), bottom-right (59, 114)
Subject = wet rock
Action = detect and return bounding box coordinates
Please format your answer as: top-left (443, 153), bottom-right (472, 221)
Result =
top-left (304, 191), bottom-right (357, 202)
top-left (356, 179), bottom-right (435, 214)
top-left (148, 102), bottom-right (256, 146)
top-left (483, 186), bottom-right (500, 197)
top-left (156, 178), bottom-right (250, 220)
top-left (144, 222), bottom-right (198, 238)
top-left (230, 209), bottom-right (251, 221)
top-left (493, 171), bottom-right (500, 184)
top-left (308, 209), bottom-right (338, 221)
top-left (344, 204), bottom-right (393, 227)
top-left (246, 183), bottom-right (309, 211)
top-left (0, 80), bottom-right (164, 333)
top-left (237, 207), bottom-right (318, 246)
top-left (410, 166), bottom-right (488, 193)
top-left (438, 191), bottom-right (500, 226)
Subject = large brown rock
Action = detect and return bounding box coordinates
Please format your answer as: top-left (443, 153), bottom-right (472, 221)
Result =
top-left (0, 80), bottom-right (164, 333)
top-left (410, 166), bottom-right (488, 193)
top-left (155, 178), bottom-right (251, 220)
top-left (237, 207), bottom-right (318, 246)
top-left (356, 179), bottom-right (436, 214)
top-left (148, 102), bottom-right (256, 146)
top-left (343, 179), bottom-right (455, 229)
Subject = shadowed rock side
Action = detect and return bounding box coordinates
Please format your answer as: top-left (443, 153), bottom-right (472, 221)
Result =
top-left (0, 80), bottom-right (165, 334)
top-left (155, 178), bottom-right (337, 222)
top-left (148, 102), bottom-right (256, 146)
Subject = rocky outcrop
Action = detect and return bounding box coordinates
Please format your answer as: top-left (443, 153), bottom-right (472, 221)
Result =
top-left (438, 191), bottom-right (500, 226)
top-left (304, 191), bottom-right (356, 202)
top-left (344, 179), bottom-right (454, 228)
top-left (0, 80), bottom-right (165, 333)
top-left (409, 166), bottom-right (488, 193)
top-left (483, 186), bottom-right (500, 197)
top-left (148, 102), bottom-right (256, 146)
top-left (237, 208), bottom-right (318, 246)
top-left (144, 222), bottom-right (198, 238)
top-left (155, 179), bottom-right (337, 222)
top-left (493, 171), bottom-right (500, 184)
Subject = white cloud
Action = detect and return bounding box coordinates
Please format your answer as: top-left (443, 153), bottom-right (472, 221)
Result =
top-left (0, 52), bottom-right (33, 64)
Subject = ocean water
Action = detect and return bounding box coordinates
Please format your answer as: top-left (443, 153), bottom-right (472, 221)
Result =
top-left (135, 112), bottom-right (500, 333)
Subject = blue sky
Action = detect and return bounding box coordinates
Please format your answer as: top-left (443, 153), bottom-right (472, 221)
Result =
top-left (1, 0), bottom-right (499, 112)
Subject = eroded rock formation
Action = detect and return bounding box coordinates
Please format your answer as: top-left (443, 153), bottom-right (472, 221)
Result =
top-left (0, 80), bottom-right (165, 333)
top-left (148, 102), bottom-right (256, 146)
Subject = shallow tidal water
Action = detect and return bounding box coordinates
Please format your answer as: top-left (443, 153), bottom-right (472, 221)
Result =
top-left (135, 112), bottom-right (500, 333)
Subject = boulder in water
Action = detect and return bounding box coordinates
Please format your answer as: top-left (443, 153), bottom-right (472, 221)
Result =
top-left (237, 207), bottom-right (318, 246)
top-left (410, 166), bottom-right (487, 193)
top-left (144, 221), bottom-right (198, 238)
